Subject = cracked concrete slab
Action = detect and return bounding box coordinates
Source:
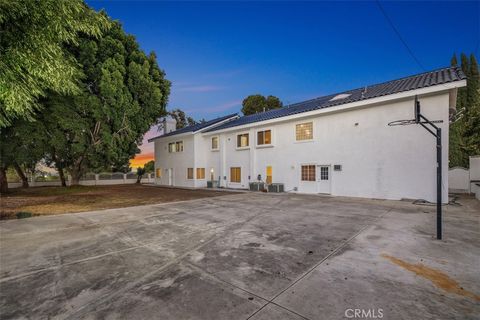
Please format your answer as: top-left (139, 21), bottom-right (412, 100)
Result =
top-left (0, 192), bottom-right (478, 319)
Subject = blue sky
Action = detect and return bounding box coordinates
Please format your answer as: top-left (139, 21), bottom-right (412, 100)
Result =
top-left (86, 1), bottom-right (479, 165)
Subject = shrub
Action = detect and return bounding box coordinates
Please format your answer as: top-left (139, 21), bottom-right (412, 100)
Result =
top-left (16, 211), bottom-right (33, 219)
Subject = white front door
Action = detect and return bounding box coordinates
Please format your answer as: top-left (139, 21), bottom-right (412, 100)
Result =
top-left (316, 165), bottom-right (331, 194)
top-left (168, 168), bottom-right (174, 186)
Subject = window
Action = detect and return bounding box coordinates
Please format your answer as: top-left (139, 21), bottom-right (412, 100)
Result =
top-left (155, 168), bottom-right (162, 178)
top-left (266, 166), bottom-right (272, 184)
top-left (257, 130), bottom-right (272, 145)
top-left (196, 168), bottom-right (205, 179)
top-left (211, 136), bottom-right (219, 150)
top-left (296, 122), bottom-right (313, 141)
top-left (301, 165), bottom-right (316, 181)
top-left (237, 133), bottom-right (249, 148)
top-left (168, 141), bottom-right (183, 153)
top-left (320, 167), bottom-right (329, 180)
top-left (187, 168), bottom-right (194, 179)
top-left (176, 141), bottom-right (183, 152)
top-left (230, 167), bottom-right (241, 183)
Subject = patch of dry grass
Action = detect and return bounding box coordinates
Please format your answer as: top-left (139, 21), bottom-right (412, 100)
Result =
top-left (0, 185), bottom-right (235, 220)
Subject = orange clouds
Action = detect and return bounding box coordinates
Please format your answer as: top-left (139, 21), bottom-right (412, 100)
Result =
top-left (130, 152), bottom-right (154, 168)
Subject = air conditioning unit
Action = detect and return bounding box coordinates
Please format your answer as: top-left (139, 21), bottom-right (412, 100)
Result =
top-left (249, 182), bottom-right (265, 191)
top-left (268, 183), bottom-right (284, 193)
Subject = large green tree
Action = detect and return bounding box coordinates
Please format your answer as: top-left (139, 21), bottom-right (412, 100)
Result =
top-left (449, 53), bottom-right (480, 167)
top-left (0, 0), bottom-right (110, 127)
top-left (0, 120), bottom-right (46, 192)
top-left (241, 94), bottom-right (283, 115)
top-left (40, 20), bottom-right (170, 185)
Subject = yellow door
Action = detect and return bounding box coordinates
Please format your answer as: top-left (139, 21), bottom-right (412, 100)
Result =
top-left (266, 166), bottom-right (272, 184)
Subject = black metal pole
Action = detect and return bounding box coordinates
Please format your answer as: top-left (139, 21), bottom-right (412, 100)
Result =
top-left (436, 128), bottom-right (442, 240)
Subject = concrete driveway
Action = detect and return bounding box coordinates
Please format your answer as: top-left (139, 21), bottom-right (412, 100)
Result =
top-left (0, 192), bottom-right (479, 319)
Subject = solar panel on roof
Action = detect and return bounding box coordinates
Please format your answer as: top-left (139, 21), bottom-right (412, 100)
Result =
top-left (205, 66), bottom-right (465, 133)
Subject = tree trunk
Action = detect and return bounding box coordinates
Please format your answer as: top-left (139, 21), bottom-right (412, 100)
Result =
top-left (0, 166), bottom-right (8, 194)
top-left (57, 166), bottom-right (67, 187)
top-left (13, 162), bottom-right (29, 188)
top-left (69, 157), bottom-right (84, 186)
top-left (70, 169), bottom-right (81, 186)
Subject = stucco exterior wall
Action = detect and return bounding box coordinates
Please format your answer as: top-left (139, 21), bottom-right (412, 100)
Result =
top-left (154, 135), bottom-right (195, 187)
top-left (153, 92), bottom-right (451, 202)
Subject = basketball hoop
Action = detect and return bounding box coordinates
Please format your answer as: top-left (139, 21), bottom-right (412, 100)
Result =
top-left (388, 119), bottom-right (443, 126)
top-left (387, 119), bottom-right (416, 126)
top-left (387, 95), bottom-right (444, 240)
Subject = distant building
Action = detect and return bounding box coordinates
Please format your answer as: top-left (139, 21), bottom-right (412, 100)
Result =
top-left (149, 67), bottom-right (466, 202)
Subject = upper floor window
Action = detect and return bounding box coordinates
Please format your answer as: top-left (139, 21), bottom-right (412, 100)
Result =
top-left (296, 122), bottom-right (313, 141)
top-left (176, 141), bottom-right (183, 152)
top-left (211, 136), bottom-right (219, 150)
top-left (237, 133), bottom-right (249, 148)
top-left (168, 141), bottom-right (184, 153)
top-left (257, 130), bottom-right (272, 146)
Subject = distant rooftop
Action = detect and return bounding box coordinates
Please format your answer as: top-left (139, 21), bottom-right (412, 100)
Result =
top-left (205, 66), bottom-right (465, 133)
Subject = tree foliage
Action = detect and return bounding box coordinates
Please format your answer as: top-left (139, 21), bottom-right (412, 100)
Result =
top-left (0, 119), bottom-right (46, 192)
top-left (38, 20), bottom-right (170, 185)
top-left (241, 94), bottom-right (283, 115)
top-left (144, 160), bottom-right (155, 173)
top-left (0, 0), bottom-right (110, 127)
top-left (168, 109), bottom-right (197, 129)
top-left (449, 53), bottom-right (480, 167)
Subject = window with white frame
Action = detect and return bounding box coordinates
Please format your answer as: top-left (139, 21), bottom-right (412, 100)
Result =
top-left (257, 130), bottom-right (272, 146)
top-left (176, 141), bottom-right (183, 152)
top-left (211, 136), bottom-right (219, 150)
top-left (168, 141), bottom-right (184, 153)
top-left (301, 165), bottom-right (316, 181)
top-left (296, 122), bottom-right (313, 141)
top-left (230, 167), bottom-right (241, 183)
top-left (237, 133), bottom-right (249, 148)
top-left (187, 168), bottom-right (194, 179)
top-left (196, 168), bottom-right (205, 179)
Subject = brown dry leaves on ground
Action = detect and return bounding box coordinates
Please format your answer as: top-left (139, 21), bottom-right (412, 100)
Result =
top-left (0, 185), bottom-right (236, 220)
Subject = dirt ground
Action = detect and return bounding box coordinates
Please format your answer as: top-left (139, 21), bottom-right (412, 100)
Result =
top-left (0, 184), bottom-right (236, 220)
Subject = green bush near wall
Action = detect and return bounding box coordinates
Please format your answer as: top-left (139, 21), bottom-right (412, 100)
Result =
top-left (16, 212), bottom-right (33, 219)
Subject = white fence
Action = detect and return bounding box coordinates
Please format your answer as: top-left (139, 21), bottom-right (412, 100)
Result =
top-left (7, 172), bottom-right (154, 189)
top-left (448, 156), bottom-right (480, 200)
top-left (448, 167), bottom-right (470, 192)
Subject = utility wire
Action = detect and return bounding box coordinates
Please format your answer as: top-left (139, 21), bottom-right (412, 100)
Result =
top-left (375, 0), bottom-right (426, 71)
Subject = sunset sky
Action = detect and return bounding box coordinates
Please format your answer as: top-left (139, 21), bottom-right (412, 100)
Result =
top-left (87, 1), bottom-right (479, 169)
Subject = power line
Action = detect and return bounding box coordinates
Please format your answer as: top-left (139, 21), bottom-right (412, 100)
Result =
top-left (375, 0), bottom-right (426, 71)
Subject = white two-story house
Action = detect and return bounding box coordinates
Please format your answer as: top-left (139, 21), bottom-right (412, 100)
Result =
top-left (149, 67), bottom-right (466, 202)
